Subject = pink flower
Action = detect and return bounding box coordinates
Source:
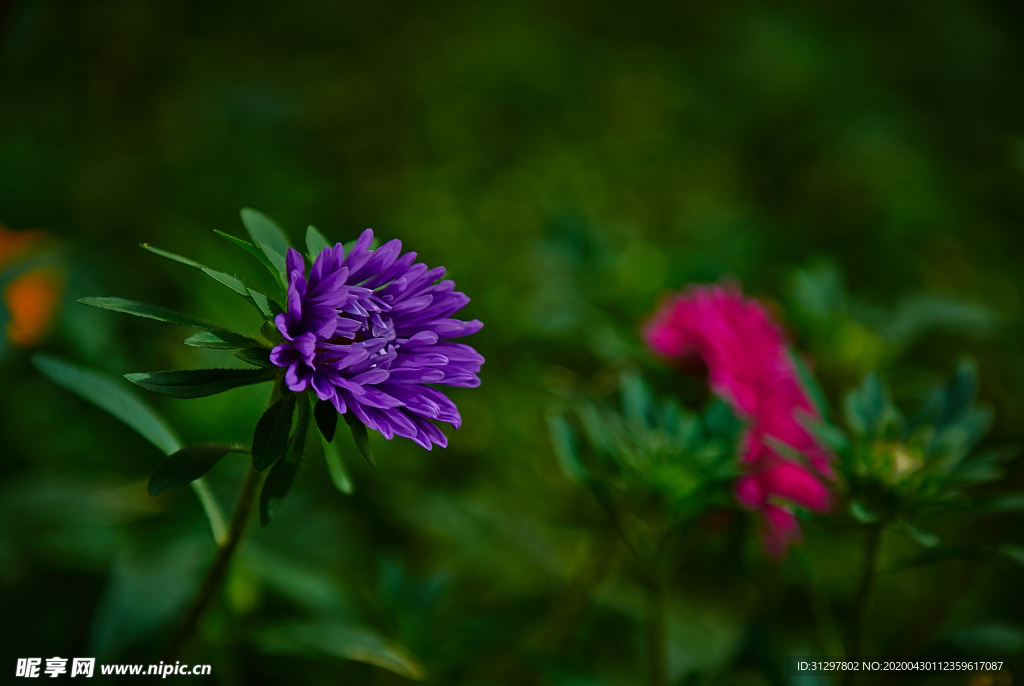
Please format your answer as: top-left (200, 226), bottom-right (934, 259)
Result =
top-left (644, 284), bottom-right (833, 554)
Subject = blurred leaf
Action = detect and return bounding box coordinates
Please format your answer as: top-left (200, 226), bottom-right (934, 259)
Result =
top-left (998, 544), bottom-right (1024, 567)
top-left (893, 519), bottom-right (940, 548)
top-left (880, 295), bottom-right (998, 348)
top-left (184, 330), bottom-right (260, 350)
top-left (31, 354), bottom-right (228, 543)
top-left (951, 624), bottom-right (1024, 653)
top-left (148, 444), bottom-right (243, 496)
top-left (790, 352), bottom-right (832, 421)
top-left (253, 396), bottom-right (296, 472)
top-left (844, 373), bottom-right (900, 439)
top-left (969, 495), bottom-right (1024, 512)
top-left (850, 500), bottom-right (881, 524)
top-left (90, 537), bottom-right (210, 659)
top-left (323, 435), bottom-right (354, 495)
top-left (260, 395), bottom-right (309, 526)
top-left (234, 346), bottom-right (274, 368)
top-left (546, 409), bottom-right (586, 484)
top-left (258, 621), bottom-right (427, 680)
top-left (345, 413), bottom-right (375, 467)
top-left (33, 353), bottom-right (181, 455)
top-left (306, 225), bottom-right (331, 261)
top-left (125, 367), bottom-right (278, 399)
top-left (314, 399), bottom-right (338, 443)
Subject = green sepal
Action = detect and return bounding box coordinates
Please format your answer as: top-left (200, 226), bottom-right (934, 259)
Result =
top-left (260, 393), bottom-right (309, 526)
top-left (184, 330), bottom-right (261, 350)
top-left (234, 347), bottom-right (274, 368)
top-left (125, 367), bottom-right (279, 399)
top-left (252, 395), bottom-right (296, 472)
top-left (314, 398), bottom-right (338, 443)
top-left (148, 443), bottom-right (248, 496)
top-left (306, 225), bottom-right (331, 262)
top-left (344, 412), bottom-right (375, 467)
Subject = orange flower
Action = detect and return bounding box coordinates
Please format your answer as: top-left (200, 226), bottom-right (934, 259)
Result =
top-left (0, 222), bottom-right (63, 348)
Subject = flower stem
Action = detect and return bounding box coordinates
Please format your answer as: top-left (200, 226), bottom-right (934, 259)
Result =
top-left (843, 523), bottom-right (884, 686)
top-left (162, 465), bottom-right (260, 661)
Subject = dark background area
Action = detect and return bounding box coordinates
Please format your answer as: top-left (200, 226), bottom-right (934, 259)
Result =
top-left (2, 1), bottom-right (1024, 684)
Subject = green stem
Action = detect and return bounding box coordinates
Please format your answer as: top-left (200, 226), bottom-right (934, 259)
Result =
top-left (843, 524), bottom-right (884, 686)
top-left (162, 466), bottom-right (260, 661)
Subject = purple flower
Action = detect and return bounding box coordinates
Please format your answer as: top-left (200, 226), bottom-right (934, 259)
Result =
top-left (269, 229), bottom-right (484, 449)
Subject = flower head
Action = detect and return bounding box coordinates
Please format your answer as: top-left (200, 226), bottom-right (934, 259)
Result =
top-left (270, 229), bottom-right (484, 449)
top-left (644, 284), bottom-right (832, 554)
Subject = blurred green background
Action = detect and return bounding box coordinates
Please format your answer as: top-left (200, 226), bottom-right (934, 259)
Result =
top-left (2, 1), bottom-right (1024, 684)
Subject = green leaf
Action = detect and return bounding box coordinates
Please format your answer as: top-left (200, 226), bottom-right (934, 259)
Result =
top-left (214, 230), bottom-right (285, 290)
top-left (257, 621), bottom-right (427, 680)
top-left (893, 519), bottom-right (940, 548)
top-left (970, 495), bottom-right (1024, 512)
top-left (241, 208), bottom-right (292, 255)
top-left (850, 500), bottom-right (881, 524)
top-left (31, 354), bottom-right (228, 543)
top-left (344, 412), bottom-right (375, 467)
top-left (323, 435), bottom-right (354, 495)
top-left (80, 297), bottom-right (224, 333)
top-left (260, 394), bottom-right (310, 526)
top-left (241, 208), bottom-right (291, 283)
top-left (306, 225), bottom-right (331, 261)
top-left (34, 353), bottom-right (182, 455)
top-left (314, 399), bottom-right (338, 442)
top-left (148, 444), bottom-right (242, 496)
top-left (546, 409), bottom-right (586, 484)
top-left (126, 367), bottom-right (278, 399)
top-left (998, 544), bottom-right (1024, 567)
top-left (140, 243), bottom-right (204, 269)
top-left (248, 288), bottom-right (282, 318)
top-left (184, 330), bottom-right (260, 350)
top-left (141, 244), bottom-right (252, 298)
top-left (791, 351), bottom-right (832, 421)
top-left (234, 346), bottom-right (274, 368)
top-left (252, 396), bottom-right (296, 472)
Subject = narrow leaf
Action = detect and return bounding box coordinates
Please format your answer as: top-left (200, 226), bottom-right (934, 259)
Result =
top-left (252, 396), bottom-right (296, 472)
top-left (80, 297), bottom-right (222, 333)
top-left (257, 240), bottom-right (287, 279)
top-left (323, 435), bottom-right (354, 495)
top-left (184, 330), bottom-right (260, 350)
top-left (306, 225), bottom-right (331, 261)
top-left (215, 230), bottom-right (285, 289)
top-left (314, 399), bottom-right (338, 443)
top-left (235, 347), bottom-right (274, 368)
top-left (241, 207), bottom-right (292, 256)
top-left (142, 244), bottom-right (252, 298)
top-left (126, 367), bottom-right (278, 399)
top-left (258, 622), bottom-right (426, 680)
top-left (260, 394), bottom-right (310, 526)
top-left (344, 412), bottom-right (375, 467)
top-left (34, 353), bottom-right (181, 455)
top-left (140, 243), bottom-right (204, 269)
top-left (148, 444), bottom-right (234, 496)
top-left (248, 288), bottom-right (282, 318)
top-left (32, 354), bottom-right (228, 543)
